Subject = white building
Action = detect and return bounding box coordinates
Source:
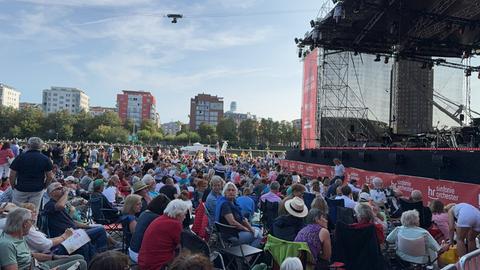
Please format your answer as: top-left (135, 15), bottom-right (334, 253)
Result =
top-left (0, 84), bottom-right (21, 109)
top-left (42, 87), bottom-right (89, 114)
top-left (89, 106), bottom-right (116, 117)
top-left (161, 121), bottom-right (182, 135)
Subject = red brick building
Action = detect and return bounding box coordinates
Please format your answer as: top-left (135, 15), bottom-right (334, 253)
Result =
top-left (116, 90), bottom-right (159, 127)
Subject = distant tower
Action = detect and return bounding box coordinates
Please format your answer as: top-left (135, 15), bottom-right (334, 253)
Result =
top-left (230, 101), bottom-right (237, 112)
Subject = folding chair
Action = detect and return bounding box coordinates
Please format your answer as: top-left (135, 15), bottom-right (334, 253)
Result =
top-left (395, 233), bottom-right (437, 269)
top-left (336, 206), bottom-right (355, 225)
top-left (89, 195), bottom-right (122, 239)
top-left (334, 222), bottom-right (386, 270)
top-left (181, 230), bottom-right (226, 270)
top-left (214, 222), bottom-right (263, 270)
top-left (326, 198), bottom-right (344, 230)
top-left (259, 200), bottom-right (279, 233)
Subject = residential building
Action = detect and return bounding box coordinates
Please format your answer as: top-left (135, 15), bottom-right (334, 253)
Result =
top-left (89, 106), bottom-right (116, 117)
top-left (161, 121), bottom-right (182, 136)
top-left (19, 102), bottom-right (41, 110)
top-left (229, 101), bottom-right (237, 112)
top-left (189, 93), bottom-right (224, 130)
top-left (116, 90), bottom-right (158, 127)
top-left (42, 87), bottom-right (89, 114)
top-left (0, 83), bottom-right (20, 109)
top-left (224, 111), bottom-right (256, 126)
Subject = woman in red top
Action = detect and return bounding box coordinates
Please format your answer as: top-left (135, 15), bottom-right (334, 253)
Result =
top-left (116, 170), bottom-right (131, 197)
top-left (0, 142), bottom-right (14, 182)
top-left (138, 199), bottom-right (188, 270)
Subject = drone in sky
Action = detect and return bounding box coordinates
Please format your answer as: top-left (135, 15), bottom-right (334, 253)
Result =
top-left (166, 14), bottom-right (183, 23)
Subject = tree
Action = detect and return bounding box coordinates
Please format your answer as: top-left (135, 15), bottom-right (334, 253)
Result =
top-left (187, 131), bottom-right (201, 143)
top-left (43, 110), bottom-right (75, 140)
top-left (141, 120), bottom-right (159, 133)
top-left (238, 119), bottom-right (258, 147)
top-left (197, 123), bottom-right (216, 144)
top-left (174, 133), bottom-right (189, 144)
top-left (72, 111), bottom-right (93, 141)
top-left (216, 118), bottom-right (237, 143)
top-left (150, 132), bottom-right (163, 143)
top-left (11, 107), bottom-right (43, 139)
top-left (137, 129), bottom-right (152, 143)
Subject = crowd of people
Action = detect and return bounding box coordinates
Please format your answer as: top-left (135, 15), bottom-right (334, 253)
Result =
top-left (0, 137), bottom-right (478, 269)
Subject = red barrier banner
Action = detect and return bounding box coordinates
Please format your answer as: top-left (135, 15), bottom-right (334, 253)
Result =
top-left (280, 160), bottom-right (480, 207)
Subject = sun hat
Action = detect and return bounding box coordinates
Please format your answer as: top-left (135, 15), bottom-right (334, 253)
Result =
top-left (47, 182), bottom-right (63, 194)
top-left (132, 181), bottom-right (148, 193)
top-left (359, 192), bottom-right (372, 202)
top-left (64, 176), bottom-right (78, 183)
top-left (284, 197), bottom-right (308, 218)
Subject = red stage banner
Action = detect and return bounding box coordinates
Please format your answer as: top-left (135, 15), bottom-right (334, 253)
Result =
top-left (300, 48), bottom-right (319, 150)
top-left (280, 160), bottom-right (480, 207)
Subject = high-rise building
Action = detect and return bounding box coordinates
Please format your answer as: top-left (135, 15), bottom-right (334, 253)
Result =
top-left (229, 101), bottom-right (237, 112)
top-left (42, 87), bottom-right (89, 114)
top-left (161, 121), bottom-right (182, 135)
top-left (0, 83), bottom-right (20, 109)
top-left (391, 59), bottom-right (434, 134)
top-left (189, 93), bottom-right (224, 130)
top-left (116, 90), bottom-right (158, 127)
top-left (89, 106), bottom-right (116, 117)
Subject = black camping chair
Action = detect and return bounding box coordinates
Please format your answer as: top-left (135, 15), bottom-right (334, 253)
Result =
top-left (214, 222), bottom-right (263, 270)
top-left (181, 230), bottom-right (226, 269)
top-left (334, 222), bottom-right (387, 270)
top-left (259, 200), bottom-right (279, 233)
top-left (336, 206), bottom-right (355, 225)
top-left (326, 198), bottom-right (344, 230)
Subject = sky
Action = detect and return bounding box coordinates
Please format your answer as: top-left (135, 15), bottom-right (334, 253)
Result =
top-left (1, 0), bottom-right (479, 125)
top-left (0, 0), bottom-right (323, 123)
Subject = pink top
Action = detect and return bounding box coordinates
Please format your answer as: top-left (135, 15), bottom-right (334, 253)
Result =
top-left (432, 212), bottom-right (449, 241)
top-left (0, 149), bottom-right (14, 165)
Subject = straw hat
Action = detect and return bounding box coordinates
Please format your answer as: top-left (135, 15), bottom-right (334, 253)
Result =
top-left (284, 197), bottom-right (308, 218)
top-left (132, 181), bottom-right (148, 193)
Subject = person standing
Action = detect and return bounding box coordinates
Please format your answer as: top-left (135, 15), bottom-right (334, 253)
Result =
top-left (9, 137), bottom-right (53, 213)
top-left (332, 158), bottom-right (345, 181)
top-left (0, 142), bottom-right (14, 183)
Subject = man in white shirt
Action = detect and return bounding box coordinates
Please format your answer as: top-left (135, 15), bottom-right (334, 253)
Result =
top-left (335, 185), bottom-right (357, 209)
top-left (333, 158), bottom-right (345, 181)
top-left (369, 177), bottom-right (387, 206)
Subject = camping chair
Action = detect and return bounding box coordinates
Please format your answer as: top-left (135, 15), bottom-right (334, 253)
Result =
top-left (181, 230), bottom-right (226, 270)
top-left (263, 234), bottom-right (311, 270)
top-left (336, 207), bottom-right (355, 225)
top-left (326, 198), bottom-right (344, 230)
top-left (399, 199), bottom-right (431, 229)
top-left (214, 222), bottom-right (263, 269)
top-left (303, 192), bottom-right (315, 210)
top-left (395, 233), bottom-right (437, 269)
top-left (191, 202), bottom-right (209, 240)
top-left (334, 222), bottom-right (386, 270)
top-left (89, 195), bottom-right (122, 238)
top-left (259, 200), bottom-right (279, 233)
top-left (120, 215), bottom-right (132, 254)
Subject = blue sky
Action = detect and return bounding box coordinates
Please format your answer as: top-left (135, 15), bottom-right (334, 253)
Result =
top-left (1, 0), bottom-right (479, 125)
top-left (0, 0), bottom-right (322, 123)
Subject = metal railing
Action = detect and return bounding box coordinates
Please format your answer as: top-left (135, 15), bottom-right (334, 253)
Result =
top-left (457, 249), bottom-right (480, 270)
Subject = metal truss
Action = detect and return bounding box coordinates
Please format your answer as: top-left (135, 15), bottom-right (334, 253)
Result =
top-left (316, 49), bottom-right (378, 146)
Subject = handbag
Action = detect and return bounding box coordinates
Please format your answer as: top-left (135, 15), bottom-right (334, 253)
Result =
top-left (439, 245), bottom-right (459, 265)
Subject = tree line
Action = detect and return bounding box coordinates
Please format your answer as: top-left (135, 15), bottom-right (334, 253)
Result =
top-left (0, 106), bottom-right (300, 148)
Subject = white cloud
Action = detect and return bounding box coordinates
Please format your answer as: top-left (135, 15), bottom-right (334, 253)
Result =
top-left (11, 0), bottom-right (153, 7)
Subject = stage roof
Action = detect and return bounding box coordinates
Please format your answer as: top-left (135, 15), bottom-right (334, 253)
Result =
top-left (298, 0), bottom-right (480, 58)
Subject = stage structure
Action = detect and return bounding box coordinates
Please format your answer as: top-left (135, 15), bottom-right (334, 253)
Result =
top-left (298, 0), bottom-right (480, 149)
